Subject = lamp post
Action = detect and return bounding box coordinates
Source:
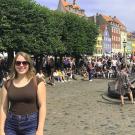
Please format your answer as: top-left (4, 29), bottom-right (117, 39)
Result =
top-left (123, 39), bottom-right (127, 64)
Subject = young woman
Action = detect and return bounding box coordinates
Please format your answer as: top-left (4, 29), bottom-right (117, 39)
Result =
top-left (0, 52), bottom-right (46, 135)
top-left (116, 64), bottom-right (134, 105)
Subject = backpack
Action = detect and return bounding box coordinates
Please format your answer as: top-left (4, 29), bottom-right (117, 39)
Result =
top-left (5, 77), bottom-right (38, 91)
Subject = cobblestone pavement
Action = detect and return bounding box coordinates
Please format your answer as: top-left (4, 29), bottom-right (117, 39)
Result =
top-left (45, 79), bottom-right (135, 135)
top-left (1, 78), bottom-right (135, 135)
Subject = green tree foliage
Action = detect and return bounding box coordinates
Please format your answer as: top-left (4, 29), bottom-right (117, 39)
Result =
top-left (62, 13), bottom-right (98, 56)
top-left (84, 20), bottom-right (98, 55)
top-left (0, 0), bottom-right (98, 59)
top-left (45, 11), bottom-right (65, 55)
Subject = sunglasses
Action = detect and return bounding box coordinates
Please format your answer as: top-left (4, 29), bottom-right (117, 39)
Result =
top-left (15, 61), bottom-right (30, 66)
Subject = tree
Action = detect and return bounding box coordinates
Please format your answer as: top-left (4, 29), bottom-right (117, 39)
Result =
top-left (0, 0), bottom-right (98, 68)
top-left (62, 13), bottom-right (98, 56)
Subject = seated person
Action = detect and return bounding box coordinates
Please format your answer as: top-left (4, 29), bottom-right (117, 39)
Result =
top-left (108, 67), bottom-right (114, 78)
top-left (65, 68), bottom-right (73, 81)
top-left (36, 69), bottom-right (46, 84)
top-left (81, 69), bottom-right (88, 80)
top-left (53, 69), bottom-right (61, 82)
top-left (57, 69), bottom-right (66, 82)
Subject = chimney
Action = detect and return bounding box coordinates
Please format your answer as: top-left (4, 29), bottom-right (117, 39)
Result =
top-left (73, 0), bottom-right (76, 5)
top-left (94, 15), bottom-right (96, 23)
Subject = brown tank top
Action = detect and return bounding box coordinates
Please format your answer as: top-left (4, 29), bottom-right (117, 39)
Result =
top-left (6, 78), bottom-right (40, 115)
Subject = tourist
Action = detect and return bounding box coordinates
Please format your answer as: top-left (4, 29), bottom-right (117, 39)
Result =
top-left (36, 69), bottom-right (46, 84)
top-left (46, 58), bottom-right (55, 85)
top-left (0, 52), bottom-right (46, 135)
top-left (115, 64), bottom-right (134, 105)
top-left (87, 62), bottom-right (95, 81)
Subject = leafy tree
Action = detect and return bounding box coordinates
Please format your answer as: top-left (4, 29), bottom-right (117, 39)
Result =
top-left (45, 11), bottom-right (65, 55)
top-left (62, 13), bottom-right (98, 56)
top-left (0, 0), bottom-right (50, 65)
top-left (84, 20), bottom-right (98, 55)
top-left (0, 0), bottom-right (98, 68)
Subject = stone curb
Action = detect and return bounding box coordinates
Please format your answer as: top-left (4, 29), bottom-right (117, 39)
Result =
top-left (101, 93), bottom-right (130, 103)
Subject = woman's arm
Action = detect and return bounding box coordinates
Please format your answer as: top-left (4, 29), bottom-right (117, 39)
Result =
top-left (36, 81), bottom-right (46, 135)
top-left (0, 86), bottom-right (9, 134)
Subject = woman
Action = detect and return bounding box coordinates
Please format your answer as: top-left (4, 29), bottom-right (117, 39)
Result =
top-left (0, 52), bottom-right (46, 135)
top-left (116, 64), bottom-right (134, 105)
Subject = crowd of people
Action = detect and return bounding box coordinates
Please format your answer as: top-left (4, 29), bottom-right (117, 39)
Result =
top-left (1, 51), bottom-right (135, 135)
top-left (32, 53), bottom-right (135, 88)
top-left (1, 53), bottom-right (135, 86)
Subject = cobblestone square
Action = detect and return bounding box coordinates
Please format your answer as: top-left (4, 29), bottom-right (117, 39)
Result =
top-left (45, 79), bottom-right (135, 135)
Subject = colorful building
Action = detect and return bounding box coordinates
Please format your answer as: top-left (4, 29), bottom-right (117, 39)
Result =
top-left (110, 16), bottom-right (121, 53)
top-left (116, 17), bottom-right (127, 54)
top-left (89, 14), bottom-right (127, 54)
top-left (93, 32), bottom-right (102, 56)
top-left (57, 1), bottom-right (132, 56)
top-left (128, 33), bottom-right (135, 55)
top-left (132, 39), bottom-right (135, 55)
top-left (100, 25), bottom-right (112, 54)
top-left (57, 0), bottom-right (85, 16)
top-left (127, 40), bottom-right (132, 54)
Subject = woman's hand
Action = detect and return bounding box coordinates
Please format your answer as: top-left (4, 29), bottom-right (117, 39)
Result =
top-left (36, 130), bottom-right (44, 135)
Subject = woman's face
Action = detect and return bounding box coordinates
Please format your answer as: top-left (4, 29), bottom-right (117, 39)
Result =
top-left (15, 55), bottom-right (29, 76)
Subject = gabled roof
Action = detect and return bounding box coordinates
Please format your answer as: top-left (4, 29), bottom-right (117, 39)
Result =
top-left (62, 0), bottom-right (69, 7)
top-left (62, 0), bottom-right (80, 9)
top-left (73, 5), bottom-right (80, 9)
top-left (113, 17), bottom-right (125, 27)
top-left (58, 0), bottom-right (85, 16)
top-left (101, 14), bottom-right (113, 22)
top-left (100, 14), bottom-right (126, 29)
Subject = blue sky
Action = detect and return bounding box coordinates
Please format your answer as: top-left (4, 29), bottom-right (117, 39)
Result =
top-left (35, 0), bottom-right (135, 32)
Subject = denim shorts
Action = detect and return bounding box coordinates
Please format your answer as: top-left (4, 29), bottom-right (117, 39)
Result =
top-left (5, 112), bottom-right (38, 135)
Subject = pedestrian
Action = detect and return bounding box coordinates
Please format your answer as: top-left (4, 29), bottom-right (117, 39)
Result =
top-left (0, 52), bottom-right (46, 135)
top-left (87, 62), bottom-right (95, 81)
top-left (115, 64), bottom-right (134, 106)
top-left (46, 58), bottom-right (55, 85)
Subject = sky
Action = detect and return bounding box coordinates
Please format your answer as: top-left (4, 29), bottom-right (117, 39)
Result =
top-left (35, 0), bottom-right (135, 32)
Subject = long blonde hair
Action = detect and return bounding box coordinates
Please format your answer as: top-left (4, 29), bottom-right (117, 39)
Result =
top-left (10, 52), bottom-right (36, 79)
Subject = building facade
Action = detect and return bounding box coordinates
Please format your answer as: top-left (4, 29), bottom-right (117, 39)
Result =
top-left (57, 0), bottom-right (85, 16)
top-left (100, 25), bottom-right (112, 54)
top-left (93, 32), bottom-right (102, 56)
top-left (89, 14), bottom-right (127, 54)
top-left (128, 33), bottom-right (135, 55)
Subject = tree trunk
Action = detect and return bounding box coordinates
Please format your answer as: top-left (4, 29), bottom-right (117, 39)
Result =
top-left (7, 49), bottom-right (14, 70)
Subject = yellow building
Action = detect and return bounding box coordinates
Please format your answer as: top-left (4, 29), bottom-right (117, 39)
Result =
top-left (132, 39), bottom-right (135, 54)
top-left (127, 33), bottom-right (135, 55)
top-left (93, 33), bottom-right (103, 56)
